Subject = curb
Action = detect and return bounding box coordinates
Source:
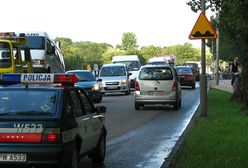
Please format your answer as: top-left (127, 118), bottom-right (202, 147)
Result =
top-left (161, 105), bottom-right (200, 168)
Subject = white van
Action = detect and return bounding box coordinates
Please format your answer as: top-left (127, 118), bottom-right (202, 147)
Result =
top-left (98, 63), bottom-right (131, 95)
top-left (111, 55), bottom-right (141, 88)
top-left (16, 31), bottom-right (65, 73)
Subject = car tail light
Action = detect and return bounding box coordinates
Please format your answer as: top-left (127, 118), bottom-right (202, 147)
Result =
top-left (172, 80), bottom-right (177, 91)
top-left (0, 133), bottom-right (42, 143)
top-left (39, 59), bottom-right (45, 65)
top-left (185, 74), bottom-right (193, 80)
top-left (135, 81), bottom-right (140, 91)
top-left (42, 128), bottom-right (60, 143)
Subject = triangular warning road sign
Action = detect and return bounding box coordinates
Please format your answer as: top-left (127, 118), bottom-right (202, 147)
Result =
top-left (189, 12), bottom-right (218, 40)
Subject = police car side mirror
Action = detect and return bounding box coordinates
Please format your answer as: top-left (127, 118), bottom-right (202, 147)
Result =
top-left (128, 73), bottom-right (132, 76)
top-left (95, 106), bottom-right (106, 113)
top-left (97, 79), bottom-right (102, 82)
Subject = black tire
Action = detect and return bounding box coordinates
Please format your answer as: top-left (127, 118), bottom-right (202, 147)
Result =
top-left (135, 102), bottom-right (140, 110)
top-left (192, 83), bottom-right (196, 89)
top-left (67, 146), bottom-right (79, 168)
top-left (125, 89), bottom-right (130, 95)
top-left (90, 135), bottom-right (106, 164)
top-left (173, 101), bottom-right (179, 110)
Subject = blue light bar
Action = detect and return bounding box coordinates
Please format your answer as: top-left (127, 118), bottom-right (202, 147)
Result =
top-left (0, 74), bottom-right (21, 84)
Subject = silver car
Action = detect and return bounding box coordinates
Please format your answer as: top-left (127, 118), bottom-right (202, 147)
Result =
top-left (134, 65), bottom-right (182, 110)
top-left (98, 63), bottom-right (131, 95)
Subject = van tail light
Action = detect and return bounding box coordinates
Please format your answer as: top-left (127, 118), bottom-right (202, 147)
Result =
top-left (172, 80), bottom-right (177, 91)
top-left (135, 81), bottom-right (140, 91)
top-left (42, 128), bottom-right (60, 143)
top-left (39, 59), bottom-right (45, 65)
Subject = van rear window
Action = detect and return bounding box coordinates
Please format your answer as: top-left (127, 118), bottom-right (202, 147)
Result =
top-left (21, 36), bottom-right (45, 50)
top-left (139, 67), bottom-right (173, 80)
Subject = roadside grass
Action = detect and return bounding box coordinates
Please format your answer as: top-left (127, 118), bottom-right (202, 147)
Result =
top-left (169, 88), bottom-right (248, 168)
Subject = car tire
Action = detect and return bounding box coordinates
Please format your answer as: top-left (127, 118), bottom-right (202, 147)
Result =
top-left (135, 102), bottom-right (140, 110)
top-left (68, 145), bottom-right (79, 168)
top-left (90, 134), bottom-right (106, 164)
top-left (192, 83), bottom-right (196, 89)
top-left (125, 89), bottom-right (130, 95)
top-left (173, 101), bottom-right (179, 110)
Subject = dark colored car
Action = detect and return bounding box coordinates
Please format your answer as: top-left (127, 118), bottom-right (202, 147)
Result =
top-left (0, 73), bottom-right (107, 168)
top-left (182, 62), bottom-right (200, 81)
top-left (175, 66), bottom-right (196, 89)
top-left (66, 70), bottom-right (102, 103)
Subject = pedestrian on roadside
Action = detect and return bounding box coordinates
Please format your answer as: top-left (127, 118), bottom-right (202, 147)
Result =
top-left (230, 57), bottom-right (240, 87)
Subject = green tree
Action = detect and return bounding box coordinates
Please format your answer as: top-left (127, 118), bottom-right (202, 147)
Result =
top-left (121, 32), bottom-right (138, 52)
top-left (102, 47), bottom-right (126, 64)
top-left (139, 45), bottom-right (161, 63)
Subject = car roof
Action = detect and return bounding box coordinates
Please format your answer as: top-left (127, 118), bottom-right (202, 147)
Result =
top-left (140, 64), bottom-right (172, 68)
top-left (66, 70), bottom-right (91, 73)
top-left (101, 63), bottom-right (126, 67)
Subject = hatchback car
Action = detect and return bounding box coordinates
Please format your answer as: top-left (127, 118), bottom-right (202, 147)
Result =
top-left (66, 70), bottom-right (102, 103)
top-left (0, 73), bottom-right (107, 168)
top-left (175, 66), bottom-right (196, 89)
top-left (134, 65), bottom-right (181, 110)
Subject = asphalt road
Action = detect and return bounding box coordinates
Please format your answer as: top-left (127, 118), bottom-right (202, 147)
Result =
top-left (80, 84), bottom-right (200, 168)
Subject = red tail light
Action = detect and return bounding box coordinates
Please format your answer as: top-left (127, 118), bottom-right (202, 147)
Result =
top-left (39, 59), bottom-right (45, 65)
top-left (42, 128), bottom-right (60, 143)
top-left (0, 133), bottom-right (42, 143)
top-left (135, 81), bottom-right (140, 91)
top-left (172, 80), bottom-right (177, 91)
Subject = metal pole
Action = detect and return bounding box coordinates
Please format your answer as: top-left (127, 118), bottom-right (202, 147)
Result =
top-left (215, 30), bottom-right (219, 85)
top-left (200, 0), bottom-right (208, 117)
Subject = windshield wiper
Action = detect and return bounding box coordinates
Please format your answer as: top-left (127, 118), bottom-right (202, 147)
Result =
top-left (155, 79), bottom-right (160, 84)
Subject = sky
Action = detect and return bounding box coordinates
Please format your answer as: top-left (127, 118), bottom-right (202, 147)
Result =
top-left (1, 0), bottom-right (214, 48)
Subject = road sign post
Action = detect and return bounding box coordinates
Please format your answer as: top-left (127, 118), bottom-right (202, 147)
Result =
top-left (189, 0), bottom-right (217, 117)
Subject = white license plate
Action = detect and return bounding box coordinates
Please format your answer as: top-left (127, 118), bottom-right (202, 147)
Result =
top-left (0, 153), bottom-right (26, 162)
top-left (107, 85), bottom-right (117, 89)
top-left (148, 91), bottom-right (164, 96)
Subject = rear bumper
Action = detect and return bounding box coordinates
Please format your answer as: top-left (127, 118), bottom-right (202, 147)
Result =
top-left (135, 92), bottom-right (178, 104)
top-left (0, 143), bottom-right (72, 167)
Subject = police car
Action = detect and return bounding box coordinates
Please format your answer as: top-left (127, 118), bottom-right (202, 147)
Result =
top-left (0, 73), bottom-right (107, 168)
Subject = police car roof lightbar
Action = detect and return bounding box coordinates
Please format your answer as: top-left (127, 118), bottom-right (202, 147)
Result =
top-left (0, 74), bottom-right (78, 85)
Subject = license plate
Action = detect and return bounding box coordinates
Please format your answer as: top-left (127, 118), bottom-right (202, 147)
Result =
top-left (148, 91), bottom-right (164, 96)
top-left (0, 153), bottom-right (26, 162)
top-left (107, 85), bottom-right (117, 89)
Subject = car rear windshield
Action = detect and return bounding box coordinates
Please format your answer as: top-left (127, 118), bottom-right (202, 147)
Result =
top-left (100, 66), bottom-right (126, 77)
top-left (139, 67), bottom-right (173, 80)
top-left (68, 71), bottom-right (95, 81)
top-left (176, 67), bottom-right (193, 73)
top-left (0, 90), bottom-right (57, 116)
top-left (183, 63), bottom-right (198, 69)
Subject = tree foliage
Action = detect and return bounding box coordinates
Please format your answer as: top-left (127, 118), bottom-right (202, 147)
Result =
top-left (187, 0), bottom-right (248, 103)
top-left (121, 32), bottom-right (138, 52)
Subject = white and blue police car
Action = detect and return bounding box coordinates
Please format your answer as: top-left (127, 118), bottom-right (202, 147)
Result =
top-left (0, 73), bottom-right (107, 168)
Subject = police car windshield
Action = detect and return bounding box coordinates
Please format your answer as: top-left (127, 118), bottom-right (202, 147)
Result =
top-left (0, 90), bottom-right (57, 116)
top-left (20, 36), bottom-right (45, 50)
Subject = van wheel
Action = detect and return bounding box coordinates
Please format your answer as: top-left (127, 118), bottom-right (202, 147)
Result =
top-left (90, 134), bottom-right (106, 164)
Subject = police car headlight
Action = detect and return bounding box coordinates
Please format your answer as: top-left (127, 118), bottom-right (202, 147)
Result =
top-left (92, 84), bottom-right (100, 91)
top-left (121, 80), bottom-right (127, 85)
